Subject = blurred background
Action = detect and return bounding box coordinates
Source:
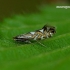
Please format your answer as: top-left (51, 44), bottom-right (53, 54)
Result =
top-left (0, 0), bottom-right (70, 21)
top-left (0, 0), bottom-right (70, 70)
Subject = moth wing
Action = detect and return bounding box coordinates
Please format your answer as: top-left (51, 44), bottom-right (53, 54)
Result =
top-left (14, 32), bottom-right (33, 41)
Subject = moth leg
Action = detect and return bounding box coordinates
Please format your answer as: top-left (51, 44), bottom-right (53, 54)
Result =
top-left (36, 40), bottom-right (46, 47)
top-left (25, 40), bottom-right (31, 44)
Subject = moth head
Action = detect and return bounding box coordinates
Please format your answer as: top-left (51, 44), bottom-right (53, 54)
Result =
top-left (42, 24), bottom-right (56, 35)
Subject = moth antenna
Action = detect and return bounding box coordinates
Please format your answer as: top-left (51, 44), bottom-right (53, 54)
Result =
top-left (36, 40), bottom-right (46, 47)
top-left (42, 24), bottom-right (50, 32)
top-left (42, 24), bottom-right (47, 29)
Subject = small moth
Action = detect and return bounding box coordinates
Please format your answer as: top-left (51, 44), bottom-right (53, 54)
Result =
top-left (14, 24), bottom-right (56, 46)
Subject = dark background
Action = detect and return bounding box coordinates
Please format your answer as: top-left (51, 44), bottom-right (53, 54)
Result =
top-left (0, 0), bottom-right (69, 21)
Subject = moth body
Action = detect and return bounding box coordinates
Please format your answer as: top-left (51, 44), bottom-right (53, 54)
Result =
top-left (14, 25), bottom-right (56, 43)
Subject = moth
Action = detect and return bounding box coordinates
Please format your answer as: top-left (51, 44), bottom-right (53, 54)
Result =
top-left (14, 24), bottom-right (56, 47)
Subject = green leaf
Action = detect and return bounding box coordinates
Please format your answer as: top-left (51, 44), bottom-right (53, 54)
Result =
top-left (0, 5), bottom-right (70, 70)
